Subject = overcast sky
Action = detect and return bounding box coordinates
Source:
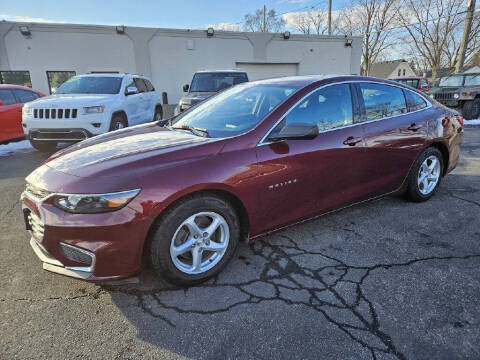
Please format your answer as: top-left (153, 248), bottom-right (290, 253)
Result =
top-left (0, 0), bottom-right (352, 30)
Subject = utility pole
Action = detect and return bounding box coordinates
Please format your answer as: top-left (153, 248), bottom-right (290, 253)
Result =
top-left (328, 0), bottom-right (332, 35)
top-left (263, 4), bottom-right (266, 32)
top-left (456, 0), bottom-right (476, 73)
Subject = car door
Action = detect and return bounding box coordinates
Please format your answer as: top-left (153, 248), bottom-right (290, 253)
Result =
top-left (0, 89), bottom-right (23, 142)
top-left (255, 83), bottom-right (369, 232)
top-left (356, 82), bottom-right (429, 197)
top-left (123, 77), bottom-right (142, 125)
top-left (133, 77), bottom-right (149, 124)
top-left (142, 79), bottom-right (157, 120)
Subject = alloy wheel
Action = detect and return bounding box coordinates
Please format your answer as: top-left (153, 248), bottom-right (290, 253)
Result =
top-left (114, 122), bottom-right (125, 130)
top-left (417, 155), bottom-right (441, 195)
top-left (170, 211), bottom-right (229, 274)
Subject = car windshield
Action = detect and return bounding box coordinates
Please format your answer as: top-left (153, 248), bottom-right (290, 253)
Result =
top-left (56, 76), bottom-right (122, 94)
top-left (439, 75), bottom-right (464, 87)
top-left (464, 74), bottom-right (480, 86)
top-left (394, 79), bottom-right (419, 88)
top-left (190, 73), bottom-right (248, 92)
top-left (172, 83), bottom-right (299, 138)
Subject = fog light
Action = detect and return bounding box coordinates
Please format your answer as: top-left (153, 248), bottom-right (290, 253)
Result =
top-left (60, 243), bottom-right (93, 265)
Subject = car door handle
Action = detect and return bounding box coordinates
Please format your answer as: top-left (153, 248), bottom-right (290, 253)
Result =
top-left (343, 136), bottom-right (362, 146)
top-left (408, 123), bottom-right (423, 131)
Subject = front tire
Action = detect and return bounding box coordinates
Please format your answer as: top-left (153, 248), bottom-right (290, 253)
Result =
top-left (150, 195), bottom-right (240, 286)
top-left (462, 98), bottom-right (480, 120)
top-left (30, 140), bottom-right (57, 153)
top-left (109, 114), bottom-right (128, 131)
top-left (406, 147), bottom-right (443, 202)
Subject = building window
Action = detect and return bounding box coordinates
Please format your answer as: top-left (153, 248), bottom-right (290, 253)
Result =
top-left (403, 69), bottom-right (406, 76)
top-left (397, 69), bottom-right (401, 76)
top-left (47, 71), bottom-right (76, 94)
top-left (0, 71), bottom-right (32, 87)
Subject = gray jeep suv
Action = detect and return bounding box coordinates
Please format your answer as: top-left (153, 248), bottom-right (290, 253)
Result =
top-left (430, 73), bottom-right (480, 119)
top-left (175, 70), bottom-right (248, 114)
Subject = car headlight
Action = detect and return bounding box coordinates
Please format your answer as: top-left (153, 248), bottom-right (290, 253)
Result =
top-left (51, 189), bottom-right (140, 213)
top-left (23, 107), bottom-right (33, 116)
top-left (453, 93), bottom-right (459, 99)
top-left (83, 106), bottom-right (105, 115)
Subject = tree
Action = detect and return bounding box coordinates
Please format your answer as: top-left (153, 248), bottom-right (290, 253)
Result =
top-left (288, 11), bottom-right (328, 35)
top-left (351, 0), bottom-right (402, 76)
top-left (243, 8), bottom-right (285, 33)
top-left (397, 0), bottom-right (466, 79)
top-left (444, 14), bottom-right (480, 69)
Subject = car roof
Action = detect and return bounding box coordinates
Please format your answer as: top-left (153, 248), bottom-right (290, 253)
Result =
top-left (195, 70), bottom-right (247, 73)
top-left (0, 84), bottom-right (40, 91)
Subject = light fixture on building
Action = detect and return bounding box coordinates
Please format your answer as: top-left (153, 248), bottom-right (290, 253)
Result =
top-left (344, 38), bottom-right (353, 47)
top-left (283, 31), bottom-right (291, 40)
top-left (116, 25), bottom-right (125, 35)
top-left (19, 26), bottom-right (31, 37)
top-left (206, 27), bottom-right (214, 37)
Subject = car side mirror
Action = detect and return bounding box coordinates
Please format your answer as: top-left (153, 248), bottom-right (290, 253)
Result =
top-left (268, 122), bottom-right (319, 142)
top-left (183, 84), bottom-right (189, 92)
top-left (51, 87), bottom-right (57, 95)
top-left (126, 86), bottom-right (138, 96)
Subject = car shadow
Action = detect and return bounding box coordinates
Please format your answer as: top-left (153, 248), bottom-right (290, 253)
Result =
top-left (102, 169), bottom-right (480, 360)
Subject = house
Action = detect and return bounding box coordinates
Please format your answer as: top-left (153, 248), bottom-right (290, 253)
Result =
top-left (369, 59), bottom-right (416, 79)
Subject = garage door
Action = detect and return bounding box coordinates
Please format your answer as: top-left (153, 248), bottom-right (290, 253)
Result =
top-left (236, 63), bottom-right (298, 81)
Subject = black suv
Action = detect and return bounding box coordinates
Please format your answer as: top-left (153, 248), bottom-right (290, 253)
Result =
top-left (175, 70), bottom-right (248, 114)
top-left (429, 73), bottom-right (480, 119)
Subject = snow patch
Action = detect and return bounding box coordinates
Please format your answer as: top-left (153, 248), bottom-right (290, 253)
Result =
top-left (0, 140), bottom-right (34, 157)
top-left (464, 118), bottom-right (480, 126)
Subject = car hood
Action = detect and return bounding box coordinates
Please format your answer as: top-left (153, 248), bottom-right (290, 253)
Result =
top-left (39, 123), bottom-right (221, 179)
top-left (26, 94), bottom-right (116, 108)
top-left (179, 92), bottom-right (216, 106)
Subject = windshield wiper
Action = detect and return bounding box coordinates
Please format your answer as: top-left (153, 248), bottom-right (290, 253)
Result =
top-left (170, 125), bottom-right (209, 137)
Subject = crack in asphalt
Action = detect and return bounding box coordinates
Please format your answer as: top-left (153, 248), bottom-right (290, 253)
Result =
top-left (0, 288), bottom-right (105, 303)
top-left (104, 235), bottom-right (480, 360)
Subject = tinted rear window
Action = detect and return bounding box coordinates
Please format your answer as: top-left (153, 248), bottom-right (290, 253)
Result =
top-left (404, 90), bottom-right (427, 112)
top-left (359, 83), bottom-right (407, 120)
top-left (14, 89), bottom-right (39, 103)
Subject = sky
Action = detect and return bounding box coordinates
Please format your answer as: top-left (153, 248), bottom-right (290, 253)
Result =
top-left (0, 0), bottom-right (352, 30)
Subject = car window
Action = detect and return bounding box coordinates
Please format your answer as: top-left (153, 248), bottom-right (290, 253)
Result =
top-left (56, 76), bottom-right (122, 94)
top-left (14, 89), bottom-right (39, 103)
top-left (173, 84), bottom-right (298, 138)
top-left (0, 89), bottom-right (17, 105)
top-left (274, 84), bottom-right (353, 133)
top-left (134, 78), bottom-right (147, 93)
top-left (144, 79), bottom-right (155, 91)
top-left (421, 79), bottom-right (429, 88)
top-left (359, 83), bottom-right (407, 120)
top-left (464, 75), bottom-right (480, 86)
top-left (190, 73), bottom-right (248, 92)
top-left (404, 90), bottom-right (427, 112)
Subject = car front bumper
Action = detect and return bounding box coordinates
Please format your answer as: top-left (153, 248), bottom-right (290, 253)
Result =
top-left (21, 190), bottom-right (152, 282)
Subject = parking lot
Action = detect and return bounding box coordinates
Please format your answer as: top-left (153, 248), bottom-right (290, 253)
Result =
top-left (0, 127), bottom-right (479, 360)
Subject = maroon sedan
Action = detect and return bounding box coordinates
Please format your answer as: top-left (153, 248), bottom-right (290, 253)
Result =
top-left (21, 75), bottom-right (463, 285)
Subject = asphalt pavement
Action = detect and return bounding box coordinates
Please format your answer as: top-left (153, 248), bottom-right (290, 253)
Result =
top-left (1, 128), bottom-right (479, 360)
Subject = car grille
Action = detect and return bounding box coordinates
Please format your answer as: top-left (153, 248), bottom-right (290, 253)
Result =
top-left (33, 108), bottom-right (78, 119)
top-left (25, 183), bottom-right (51, 200)
top-left (28, 210), bottom-right (45, 241)
top-left (434, 93), bottom-right (454, 100)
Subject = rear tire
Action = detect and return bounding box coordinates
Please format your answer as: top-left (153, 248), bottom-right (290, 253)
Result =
top-left (462, 98), bottom-right (480, 120)
top-left (150, 194), bottom-right (240, 286)
top-left (153, 106), bottom-right (163, 122)
top-left (406, 147), bottom-right (444, 202)
top-left (109, 114), bottom-right (128, 131)
top-left (30, 140), bottom-right (57, 153)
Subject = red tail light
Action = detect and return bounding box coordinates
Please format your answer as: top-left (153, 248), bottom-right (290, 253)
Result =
top-left (456, 115), bottom-right (464, 126)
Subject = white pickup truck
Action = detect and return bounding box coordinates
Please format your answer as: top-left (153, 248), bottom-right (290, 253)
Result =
top-left (22, 73), bottom-right (163, 152)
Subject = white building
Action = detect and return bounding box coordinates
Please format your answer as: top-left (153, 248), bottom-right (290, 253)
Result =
top-left (0, 21), bottom-right (362, 104)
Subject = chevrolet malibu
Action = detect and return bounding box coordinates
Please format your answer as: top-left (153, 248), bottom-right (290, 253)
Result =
top-left (21, 75), bottom-right (463, 285)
